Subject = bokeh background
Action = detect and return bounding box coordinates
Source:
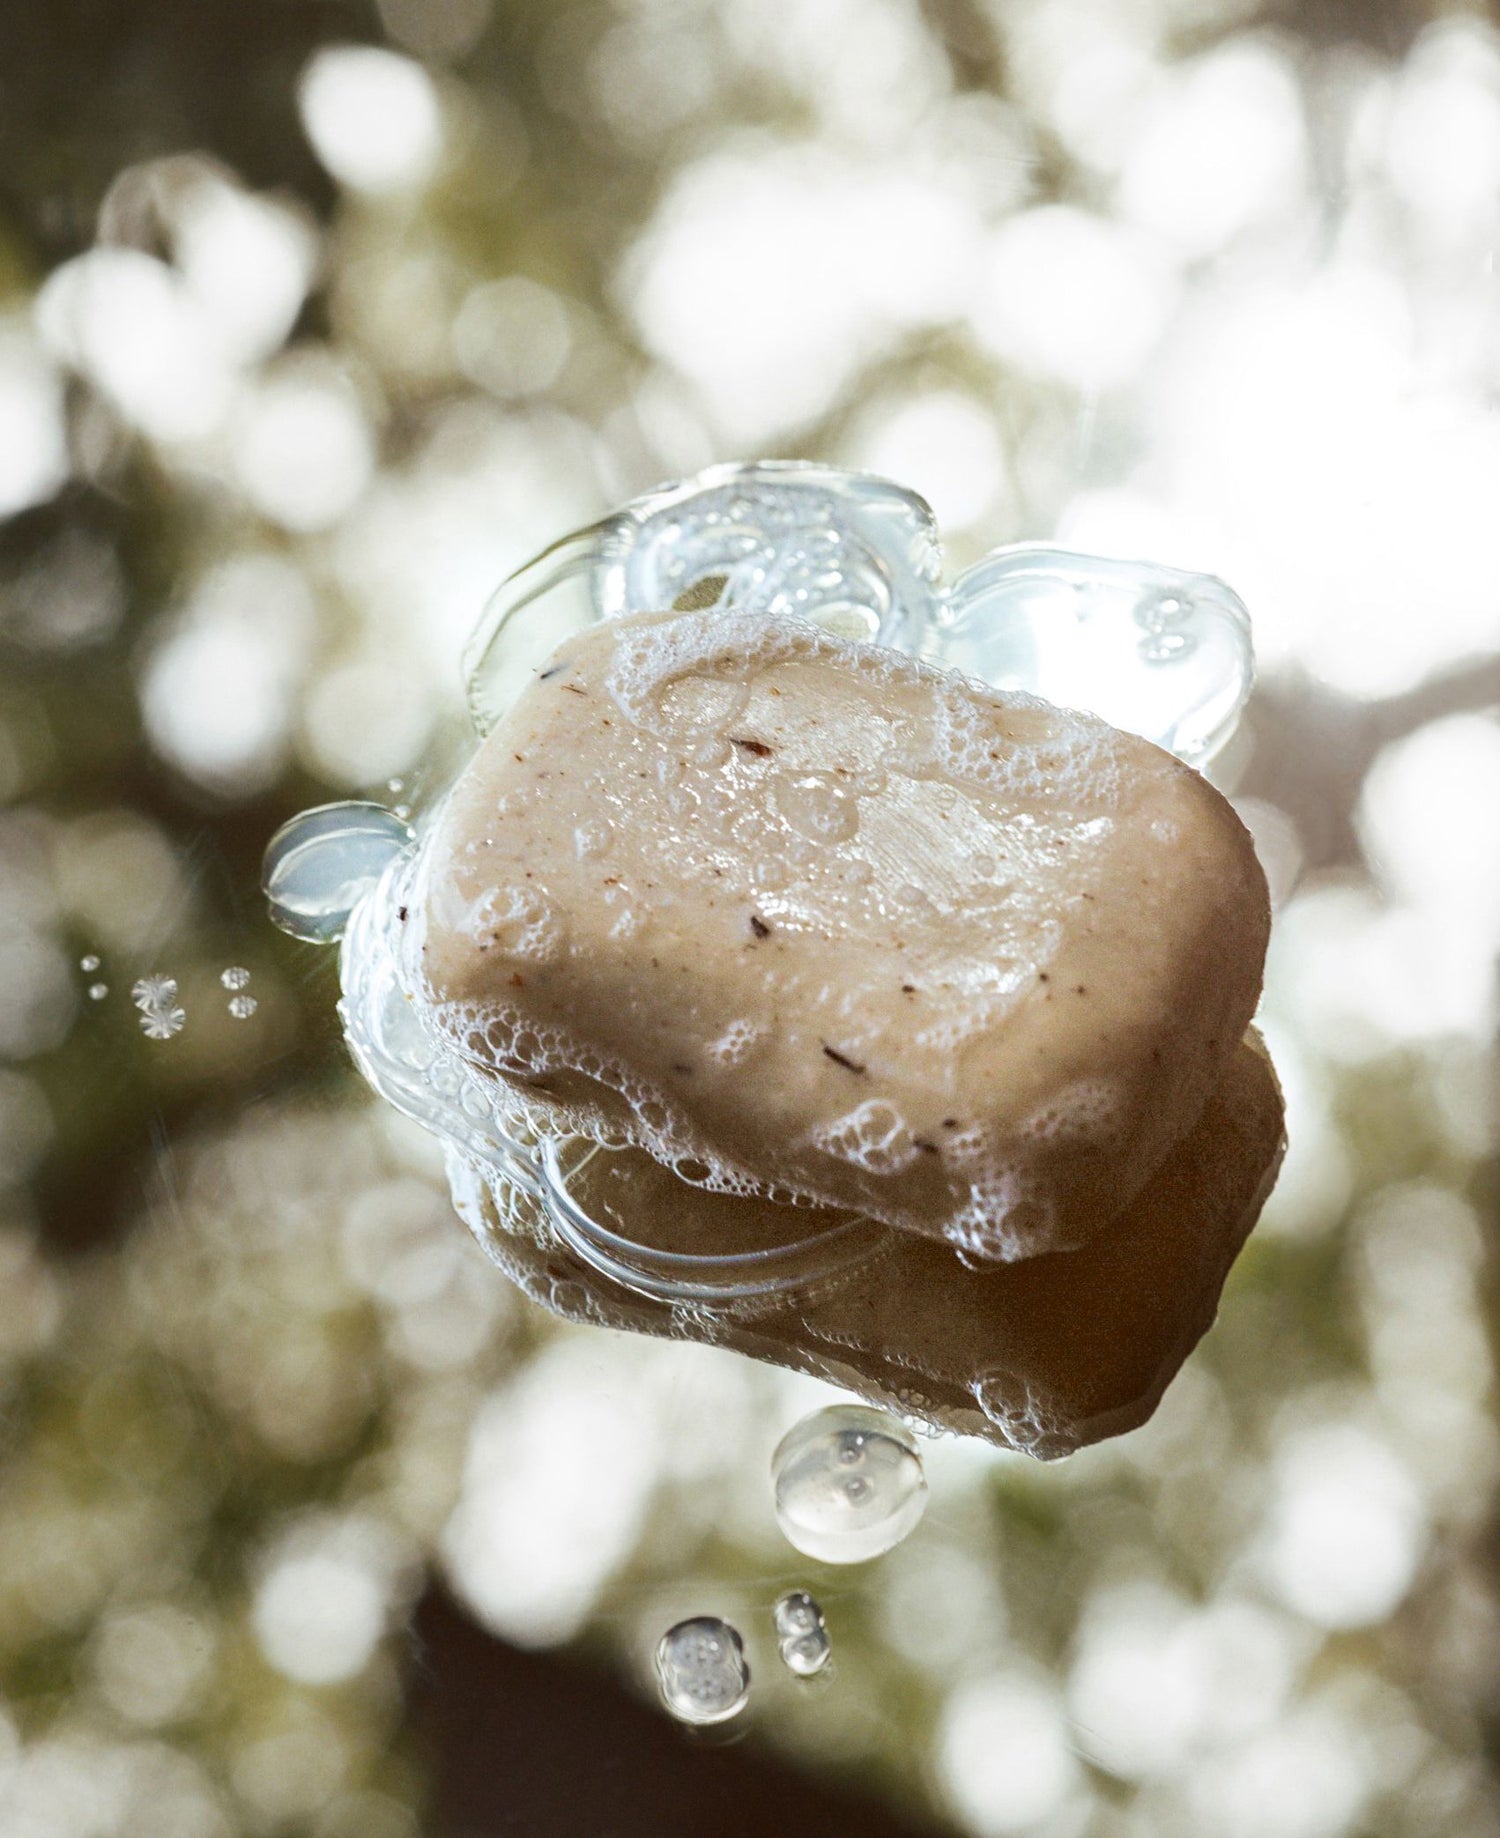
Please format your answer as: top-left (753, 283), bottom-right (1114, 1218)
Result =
top-left (1, 0), bottom-right (1498, 1833)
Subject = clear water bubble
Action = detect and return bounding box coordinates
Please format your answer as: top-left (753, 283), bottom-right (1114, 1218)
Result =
top-left (220, 965), bottom-right (251, 990)
top-left (261, 802), bottom-right (414, 944)
top-left (131, 975), bottom-right (177, 1009)
top-left (87, 983), bottom-right (108, 1001)
top-left (227, 993), bottom-right (258, 1020)
top-left (654, 1617), bottom-right (751, 1726)
top-left (771, 1403), bottom-right (928, 1564)
top-left (79, 954), bottom-right (101, 973)
top-left (773, 1591), bottom-right (831, 1677)
top-left (138, 1002), bottom-right (186, 1041)
top-left (768, 773), bottom-right (859, 844)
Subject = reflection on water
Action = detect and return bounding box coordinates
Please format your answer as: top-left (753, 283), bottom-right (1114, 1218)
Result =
top-left (2, 1), bottom-right (1499, 1834)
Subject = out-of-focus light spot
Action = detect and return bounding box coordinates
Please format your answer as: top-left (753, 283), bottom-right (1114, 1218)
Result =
top-left (0, 932), bottom-right (74, 1060)
top-left (301, 655), bottom-right (434, 787)
top-left (1184, 1700), bottom-right (1374, 1838)
top-left (451, 277), bottom-right (572, 398)
top-left (1231, 796), bottom-right (1303, 909)
top-left (0, 1225), bottom-right (61, 1355)
top-left (230, 1710), bottom-right (349, 1824)
top-left (1258, 1421), bottom-right (1425, 1628)
top-left (1118, 41), bottom-right (1306, 254)
top-left (0, 321), bottom-right (69, 517)
top-left (1069, 1584), bottom-right (1207, 1779)
top-left (0, 1734), bottom-right (230, 1838)
top-left (1267, 881), bottom-right (1496, 1053)
top-left (586, 16), bottom-right (720, 143)
top-left (0, 1071), bottom-right (53, 1188)
top-left (1154, 266), bottom-right (1500, 695)
top-left (623, 140), bottom-right (982, 442)
top-left (231, 357), bottom-right (375, 532)
top-left (53, 812), bottom-right (193, 954)
top-left (847, 391), bottom-right (1010, 533)
top-left (2, 530), bottom-right (125, 652)
top-left (141, 554), bottom-right (316, 795)
top-left (1016, 9), bottom-right (1160, 173)
top-left (35, 249), bottom-right (236, 443)
top-left (342, 1177), bottom-right (459, 1306)
top-left (174, 178), bottom-right (319, 367)
top-left (92, 1603), bottom-right (217, 1726)
top-left (298, 46), bottom-right (444, 196)
top-left (935, 1670), bottom-right (1080, 1834)
top-left (253, 1518), bottom-right (404, 1684)
top-left (878, 1540), bottom-right (1007, 1674)
top-left (331, 405), bottom-right (604, 688)
top-left (1358, 715), bottom-right (1500, 934)
top-left (1385, 21), bottom-right (1500, 240)
top-left (972, 207), bottom-right (1175, 390)
top-left (441, 1340), bottom-right (658, 1648)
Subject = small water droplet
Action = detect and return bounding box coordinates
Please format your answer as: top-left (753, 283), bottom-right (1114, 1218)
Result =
top-left (220, 966), bottom-right (251, 991)
top-left (261, 802), bottom-right (413, 944)
top-left (771, 1404), bottom-right (927, 1564)
top-left (768, 773), bottom-right (859, 845)
top-left (88, 983), bottom-right (108, 1001)
top-left (131, 975), bottom-right (178, 1009)
top-left (387, 778), bottom-right (405, 794)
top-left (79, 954), bottom-right (101, 974)
top-left (1138, 630), bottom-right (1196, 664)
top-left (227, 994), bottom-right (258, 1020)
top-left (655, 1617), bottom-right (750, 1726)
top-left (773, 1592), bottom-right (830, 1677)
top-left (393, 804), bottom-right (412, 821)
top-left (139, 1004), bottom-right (186, 1041)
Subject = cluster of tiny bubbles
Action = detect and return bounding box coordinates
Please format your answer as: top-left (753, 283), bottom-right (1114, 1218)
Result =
top-left (654, 1617), bottom-right (751, 1726)
top-left (131, 974), bottom-right (185, 1041)
top-left (219, 965), bottom-right (258, 1020)
top-left (1133, 588), bottom-right (1198, 664)
top-left (80, 953), bottom-right (108, 1000)
top-left (771, 1404), bottom-right (928, 1564)
top-left (261, 801), bottom-right (414, 944)
top-left (772, 1591), bottom-right (831, 1677)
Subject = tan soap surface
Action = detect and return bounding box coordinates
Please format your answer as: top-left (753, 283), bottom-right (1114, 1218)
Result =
top-left (422, 609), bottom-right (1270, 1260)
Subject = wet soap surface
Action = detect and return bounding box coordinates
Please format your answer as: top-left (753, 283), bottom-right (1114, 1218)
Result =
top-left (422, 608), bottom-right (1269, 1262)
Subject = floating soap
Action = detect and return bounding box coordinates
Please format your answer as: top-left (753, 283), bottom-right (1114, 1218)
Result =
top-left (420, 607), bottom-right (1270, 1263)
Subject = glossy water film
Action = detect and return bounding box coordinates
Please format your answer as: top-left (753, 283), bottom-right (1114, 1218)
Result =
top-left (773, 1591), bottom-right (831, 1677)
top-left (772, 1404), bottom-right (928, 1564)
top-left (262, 801), bottom-right (414, 943)
top-left (654, 1616), bottom-right (751, 1726)
top-left (465, 462), bottom-right (1252, 767)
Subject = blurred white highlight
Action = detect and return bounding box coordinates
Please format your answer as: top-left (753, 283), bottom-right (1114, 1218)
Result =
top-left (0, 322), bottom-right (69, 517)
top-left (441, 1340), bottom-right (658, 1648)
top-left (298, 46), bottom-right (444, 195)
top-left (1258, 1422), bottom-right (1425, 1628)
top-left (936, 1670), bottom-right (1080, 1833)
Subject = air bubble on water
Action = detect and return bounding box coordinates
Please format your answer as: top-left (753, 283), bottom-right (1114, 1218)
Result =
top-left (261, 802), bottom-right (414, 944)
top-left (79, 954), bottom-right (101, 973)
top-left (227, 994), bottom-right (258, 1020)
top-left (771, 1404), bottom-right (928, 1564)
top-left (139, 1003), bottom-right (186, 1041)
top-left (88, 983), bottom-right (108, 1001)
top-left (387, 778), bottom-right (405, 794)
top-left (1138, 630), bottom-right (1197, 663)
top-left (220, 966), bottom-right (251, 991)
top-left (773, 1592), bottom-right (830, 1677)
top-left (393, 804), bottom-right (412, 821)
top-left (131, 975), bottom-right (178, 1009)
top-left (768, 773), bottom-right (859, 845)
top-left (655, 1617), bottom-right (750, 1726)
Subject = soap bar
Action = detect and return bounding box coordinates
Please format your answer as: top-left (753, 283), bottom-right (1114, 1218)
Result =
top-left (451, 1031), bottom-right (1285, 1456)
top-left (421, 609), bottom-right (1270, 1261)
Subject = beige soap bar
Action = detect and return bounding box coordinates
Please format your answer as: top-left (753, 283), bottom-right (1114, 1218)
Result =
top-left (421, 608), bottom-right (1270, 1261)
